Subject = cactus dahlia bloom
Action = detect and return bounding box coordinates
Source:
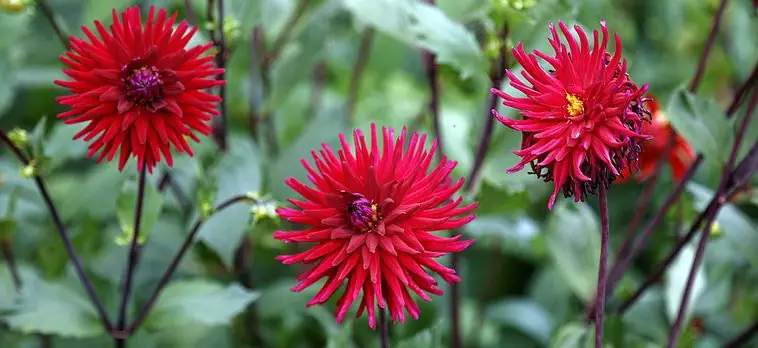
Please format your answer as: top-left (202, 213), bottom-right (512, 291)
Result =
top-left (492, 21), bottom-right (651, 209)
top-left (55, 6), bottom-right (224, 172)
top-left (618, 98), bottom-right (696, 183)
top-left (274, 124), bottom-right (475, 328)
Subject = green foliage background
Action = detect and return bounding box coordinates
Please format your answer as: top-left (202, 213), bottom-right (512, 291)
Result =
top-left (0, 0), bottom-right (757, 347)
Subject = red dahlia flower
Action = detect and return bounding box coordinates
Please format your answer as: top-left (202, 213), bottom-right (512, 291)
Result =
top-left (619, 98), bottom-right (696, 183)
top-left (55, 6), bottom-right (224, 172)
top-left (492, 21), bottom-right (650, 209)
top-left (274, 124), bottom-right (475, 328)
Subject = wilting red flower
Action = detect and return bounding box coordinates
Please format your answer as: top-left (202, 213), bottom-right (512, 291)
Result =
top-left (274, 124), bottom-right (475, 328)
top-left (619, 98), bottom-right (695, 183)
top-left (492, 21), bottom-right (650, 209)
top-left (55, 6), bottom-right (223, 172)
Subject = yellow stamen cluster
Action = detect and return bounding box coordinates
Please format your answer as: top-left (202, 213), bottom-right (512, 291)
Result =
top-left (566, 93), bottom-right (584, 117)
top-left (361, 203), bottom-right (380, 233)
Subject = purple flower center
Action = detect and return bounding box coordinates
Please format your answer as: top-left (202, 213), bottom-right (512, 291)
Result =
top-left (124, 66), bottom-right (163, 106)
top-left (347, 195), bottom-right (378, 232)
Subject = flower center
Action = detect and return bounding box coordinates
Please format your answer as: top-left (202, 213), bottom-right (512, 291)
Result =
top-left (565, 93), bottom-right (584, 117)
top-left (347, 195), bottom-right (379, 232)
top-left (124, 66), bottom-right (163, 106)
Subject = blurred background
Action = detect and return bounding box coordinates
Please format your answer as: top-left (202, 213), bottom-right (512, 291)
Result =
top-left (0, 0), bottom-right (757, 347)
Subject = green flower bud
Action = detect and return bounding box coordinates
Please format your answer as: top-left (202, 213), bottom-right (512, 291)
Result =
top-left (0, 0), bottom-right (27, 13)
top-left (19, 163), bottom-right (35, 178)
top-left (7, 128), bottom-right (28, 148)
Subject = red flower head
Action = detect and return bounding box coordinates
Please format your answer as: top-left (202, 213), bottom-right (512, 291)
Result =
top-left (492, 21), bottom-right (651, 209)
top-left (274, 124), bottom-right (476, 328)
top-left (619, 98), bottom-right (696, 183)
top-left (55, 6), bottom-right (224, 172)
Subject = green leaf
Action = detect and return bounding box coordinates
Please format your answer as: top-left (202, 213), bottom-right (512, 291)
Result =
top-left (269, 110), bottom-right (348, 201)
top-left (545, 202), bottom-right (600, 303)
top-left (144, 279), bottom-right (260, 329)
top-left (549, 322), bottom-right (589, 348)
top-left (486, 298), bottom-right (554, 344)
top-left (665, 86), bottom-right (734, 165)
top-left (396, 323), bottom-right (443, 348)
top-left (44, 123), bottom-right (88, 170)
top-left (342, 0), bottom-right (487, 78)
top-left (48, 162), bottom-right (130, 221)
top-left (0, 11), bottom-right (32, 119)
top-left (326, 320), bottom-right (354, 348)
top-left (153, 323), bottom-right (236, 348)
top-left (622, 288), bottom-right (668, 343)
top-left (266, 0), bottom-right (349, 112)
top-left (82, 0), bottom-right (129, 25)
top-left (462, 215), bottom-right (540, 259)
top-left (116, 176), bottom-right (164, 245)
top-left (529, 267), bottom-right (574, 324)
top-left (0, 218), bottom-right (15, 239)
top-left (724, 0), bottom-right (758, 79)
top-left (663, 243), bottom-right (706, 325)
top-left (1, 271), bottom-right (104, 338)
top-left (481, 127), bottom-right (541, 194)
top-left (198, 134), bottom-right (261, 267)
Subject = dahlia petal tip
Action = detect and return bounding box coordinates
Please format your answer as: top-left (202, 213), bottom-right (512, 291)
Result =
top-left (505, 163), bottom-right (524, 173)
top-left (547, 193), bottom-right (558, 210)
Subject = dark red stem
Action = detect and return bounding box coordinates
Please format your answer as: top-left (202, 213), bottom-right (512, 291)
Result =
top-left (207, 0), bottom-right (228, 150)
top-left (688, 0), bottom-right (730, 92)
top-left (666, 212), bottom-right (716, 348)
top-left (116, 164), bottom-right (148, 347)
top-left (264, 0), bottom-right (310, 65)
top-left (464, 25), bottom-right (509, 192)
top-left (725, 320), bottom-right (758, 348)
top-left (1, 239), bottom-right (21, 291)
top-left (379, 308), bottom-right (390, 348)
top-left (35, 0), bottom-right (69, 49)
top-left (595, 185), bottom-right (610, 348)
top-left (725, 60), bottom-right (758, 116)
top-left (620, 87), bottom-right (758, 315)
top-left (0, 129), bottom-right (113, 332)
top-left (607, 154), bottom-right (703, 293)
top-left (346, 29), bottom-right (375, 123)
top-left (124, 195), bottom-right (252, 334)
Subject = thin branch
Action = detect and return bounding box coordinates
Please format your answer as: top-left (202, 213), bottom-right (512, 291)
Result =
top-left (689, 0), bottom-right (730, 92)
top-left (207, 0), bottom-right (229, 150)
top-left (264, 0), bottom-right (311, 65)
top-left (156, 171), bottom-right (191, 213)
top-left (1, 237), bottom-right (53, 347)
top-left (249, 26), bottom-right (266, 142)
top-left (613, 134), bottom-right (675, 263)
top-left (464, 24), bottom-right (509, 192)
top-left (346, 29), bottom-right (375, 124)
top-left (0, 129), bottom-right (113, 332)
top-left (183, 0), bottom-right (197, 25)
top-left (307, 61), bottom-right (328, 118)
top-left (124, 195), bottom-right (253, 334)
top-left (725, 319), bottom-right (758, 348)
top-left (35, 0), bottom-right (68, 49)
top-left (602, 53), bottom-right (758, 304)
top-left (726, 60), bottom-right (758, 116)
top-left (668, 90), bottom-right (755, 347)
top-left (1, 239), bottom-right (21, 291)
top-left (421, 20), bottom-right (443, 158)
top-left (115, 165), bottom-right (148, 346)
top-left (619, 88), bottom-right (758, 315)
top-left (594, 185), bottom-right (610, 348)
top-left (666, 212), bottom-right (716, 348)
